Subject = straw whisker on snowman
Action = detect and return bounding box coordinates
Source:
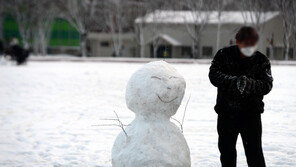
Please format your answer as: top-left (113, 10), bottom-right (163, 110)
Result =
top-left (171, 94), bottom-right (191, 133)
top-left (93, 110), bottom-right (129, 137)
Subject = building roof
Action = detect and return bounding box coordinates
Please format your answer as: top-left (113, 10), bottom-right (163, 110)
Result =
top-left (146, 34), bottom-right (183, 46)
top-left (135, 10), bottom-right (280, 25)
top-left (87, 32), bottom-right (135, 40)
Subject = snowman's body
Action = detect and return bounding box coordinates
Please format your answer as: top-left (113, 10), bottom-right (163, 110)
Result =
top-left (112, 61), bottom-right (191, 167)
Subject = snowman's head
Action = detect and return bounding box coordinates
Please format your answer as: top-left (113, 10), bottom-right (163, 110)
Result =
top-left (125, 61), bottom-right (186, 118)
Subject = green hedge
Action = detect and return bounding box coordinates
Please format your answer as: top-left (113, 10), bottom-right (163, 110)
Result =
top-left (3, 16), bottom-right (80, 47)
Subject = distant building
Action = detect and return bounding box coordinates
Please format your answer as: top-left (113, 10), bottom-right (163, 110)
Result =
top-left (88, 10), bottom-right (295, 60)
top-left (88, 33), bottom-right (137, 57)
top-left (135, 10), bottom-right (294, 60)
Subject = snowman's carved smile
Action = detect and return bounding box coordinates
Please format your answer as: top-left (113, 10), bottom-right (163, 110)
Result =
top-left (157, 94), bottom-right (178, 103)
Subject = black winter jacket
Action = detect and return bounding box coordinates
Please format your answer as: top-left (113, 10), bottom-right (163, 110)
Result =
top-left (209, 45), bottom-right (273, 115)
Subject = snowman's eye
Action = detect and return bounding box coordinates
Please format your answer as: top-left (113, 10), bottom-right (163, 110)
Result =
top-left (151, 75), bottom-right (178, 80)
top-left (151, 76), bottom-right (162, 80)
top-left (169, 76), bottom-right (179, 79)
top-left (151, 76), bottom-right (170, 87)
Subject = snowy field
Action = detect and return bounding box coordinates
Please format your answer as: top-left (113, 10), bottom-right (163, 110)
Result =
top-left (0, 61), bottom-right (296, 166)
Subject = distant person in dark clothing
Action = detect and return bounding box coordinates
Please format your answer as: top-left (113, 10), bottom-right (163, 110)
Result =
top-left (5, 38), bottom-right (29, 65)
top-left (209, 26), bottom-right (273, 167)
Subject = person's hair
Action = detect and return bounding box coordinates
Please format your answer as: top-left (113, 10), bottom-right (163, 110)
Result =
top-left (235, 26), bottom-right (259, 44)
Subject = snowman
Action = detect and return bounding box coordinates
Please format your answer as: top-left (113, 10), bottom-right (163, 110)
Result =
top-left (112, 61), bottom-right (191, 167)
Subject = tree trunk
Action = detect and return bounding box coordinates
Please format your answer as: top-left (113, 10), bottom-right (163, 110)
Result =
top-left (294, 42), bottom-right (296, 60)
top-left (284, 41), bottom-right (289, 60)
top-left (216, 1), bottom-right (221, 52)
top-left (293, 35), bottom-right (296, 60)
top-left (112, 40), bottom-right (121, 57)
top-left (39, 28), bottom-right (47, 56)
top-left (216, 21), bottom-right (221, 52)
top-left (0, 15), bottom-right (3, 40)
top-left (80, 33), bottom-right (87, 57)
top-left (283, 29), bottom-right (290, 60)
top-left (23, 40), bottom-right (30, 50)
top-left (192, 39), bottom-right (200, 59)
top-left (268, 33), bottom-right (274, 60)
top-left (40, 39), bottom-right (47, 56)
top-left (282, 20), bottom-right (292, 60)
top-left (17, 23), bottom-right (29, 49)
top-left (140, 41), bottom-right (145, 58)
top-left (20, 33), bottom-right (30, 49)
top-left (139, 26), bottom-right (145, 58)
top-left (33, 38), bottom-right (39, 56)
top-left (115, 45), bottom-right (120, 57)
top-left (270, 46), bottom-right (274, 60)
top-left (153, 43), bottom-right (157, 58)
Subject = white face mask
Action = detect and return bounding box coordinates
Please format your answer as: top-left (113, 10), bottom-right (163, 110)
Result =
top-left (240, 45), bottom-right (257, 57)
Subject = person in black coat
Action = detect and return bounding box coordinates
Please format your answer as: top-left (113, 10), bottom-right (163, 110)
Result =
top-left (209, 26), bottom-right (273, 167)
top-left (4, 38), bottom-right (29, 65)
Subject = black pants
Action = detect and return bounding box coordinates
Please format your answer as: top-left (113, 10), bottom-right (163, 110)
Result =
top-left (217, 114), bottom-right (266, 167)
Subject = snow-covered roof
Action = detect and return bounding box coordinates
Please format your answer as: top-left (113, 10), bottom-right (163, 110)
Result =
top-left (88, 32), bottom-right (135, 40)
top-left (135, 10), bottom-right (280, 25)
top-left (146, 34), bottom-right (183, 46)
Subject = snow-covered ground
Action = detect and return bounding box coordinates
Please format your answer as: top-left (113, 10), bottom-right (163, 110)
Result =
top-left (0, 62), bottom-right (295, 166)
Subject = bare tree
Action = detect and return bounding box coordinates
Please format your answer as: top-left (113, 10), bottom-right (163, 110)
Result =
top-left (239, 0), bottom-right (266, 31)
top-left (151, 1), bottom-right (180, 58)
top-left (182, 0), bottom-right (212, 58)
top-left (32, 0), bottom-right (58, 56)
top-left (291, 1), bottom-right (296, 60)
top-left (133, 0), bottom-right (148, 58)
top-left (275, 0), bottom-right (294, 60)
top-left (103, 0), bottom-right (144, 57)
top-left (59, 0), bottom-right (103, 57)
top-left (216, 0), bottom-right (232, 51)
top-left (238, 0), bottom-right (275, 58)
top-left (10, 0), bottom-right (37, 48)
top-left (149, 10), bottom-right (162, 58)
top-left (103, 0), bottom-right (127, 57)
top-left (0, 0), bottom-right (8, 40)
top-left (10, 0), bottom-right (58, 56)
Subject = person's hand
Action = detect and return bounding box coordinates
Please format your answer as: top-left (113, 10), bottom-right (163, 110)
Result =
top-left (237, 75), bottom-right (248, 94)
